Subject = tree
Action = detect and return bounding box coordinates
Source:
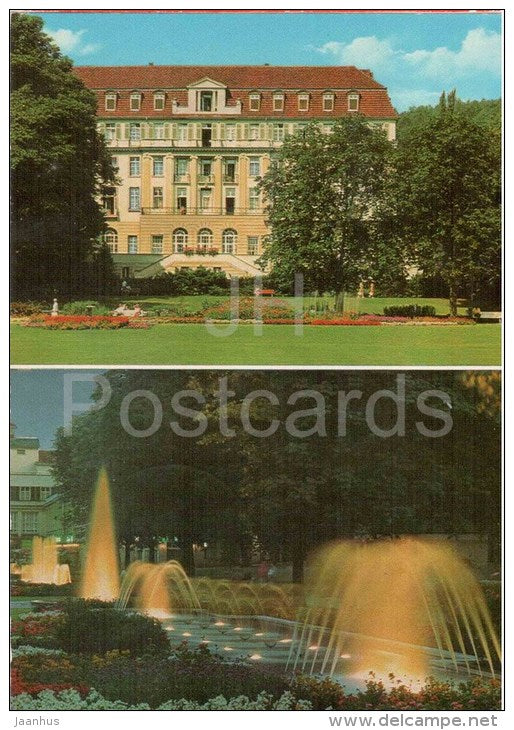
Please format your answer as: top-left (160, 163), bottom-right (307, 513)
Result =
top-left (10, 13), bottom-right (116, 300)
top-left (53, 370), bottom-right (500, 582)
top-left (258, 117), bottom-right (398, 311)
top-left (395, 91), bottom-right (501, 314)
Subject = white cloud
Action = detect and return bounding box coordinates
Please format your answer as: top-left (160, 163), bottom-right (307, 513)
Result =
top-left (404, 28), bottom-right (500, 78)
top-left (317, 36), bottom-right (396, 69)
top-left (47, 28), bottom-right (100, 56)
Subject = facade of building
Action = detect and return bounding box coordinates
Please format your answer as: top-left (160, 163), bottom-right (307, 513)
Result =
top-left (75, 64), bottom-right (397, 279)
top-left (10, 425), bottom-right (64, 547)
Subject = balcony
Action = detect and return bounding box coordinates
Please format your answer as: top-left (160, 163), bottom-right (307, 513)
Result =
top-left (197, 174), bottom-right (214, 184)
top-left (174, 173), bottom-right (190, 183)
top-left (102, 207), bottom-right (118, 220)
top-left (223, 174), bottom-right (239, 183)
top-left (141, 207), bottom-right (264, 216)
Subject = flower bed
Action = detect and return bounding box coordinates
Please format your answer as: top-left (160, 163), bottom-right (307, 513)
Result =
top-left (25, 315), bottom-right (131, 330)
top-left (10, 601), bottom-right (501, 711)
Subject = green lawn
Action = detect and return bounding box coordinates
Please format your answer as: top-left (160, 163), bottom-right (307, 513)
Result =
top-left (10, 322), bottom-right (501, 366)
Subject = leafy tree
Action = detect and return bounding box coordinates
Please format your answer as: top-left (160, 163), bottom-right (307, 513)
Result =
top-left (397, 96), bottom-right (501, 140)
top-left (258, 117), bottom-right (399, 311)
top-left (395, 91), bottom-right (501, 313)
top-left (10, 13), bottom-right (116, 300)
top-left (53, 371), bottom-right (500, 581)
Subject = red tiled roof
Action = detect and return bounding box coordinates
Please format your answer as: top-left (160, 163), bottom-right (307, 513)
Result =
top-left (74, 65), bottom-right (397, 119)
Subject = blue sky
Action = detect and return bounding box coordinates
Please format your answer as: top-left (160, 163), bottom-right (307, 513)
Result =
top-left (34, 10), bottom-right (502, 112)
top-left (11, 370), bottom-right (100, 449)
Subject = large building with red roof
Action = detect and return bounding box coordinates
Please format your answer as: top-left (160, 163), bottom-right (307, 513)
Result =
top-left (74, 64), bottom-right (397, 279)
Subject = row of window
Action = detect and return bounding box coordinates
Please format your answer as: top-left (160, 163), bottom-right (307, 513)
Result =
top-left (102, 121), bottom-right (334, 142)
top-left (116, 155), bottom-right (261, 178)
top-left (104, 186), bottom-right (261, 213)
top-left (14, 486), bottom-right (53, 502)
top-left (104, 229), bottom-right (260, 255)
top-left (105, 89), bottom-right (360, 113)
top-left (10, 511), bottom-right (39, 534)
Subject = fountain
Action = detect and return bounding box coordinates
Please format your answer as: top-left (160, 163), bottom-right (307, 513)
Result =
top-left (79, 468), bottom-right (120, 601)
top-left (287, 538), bottom-right (501, 682)
top-left (76, 468), bottom-right (501, 685)
top-left (19, 536), bottom-right (71, 585)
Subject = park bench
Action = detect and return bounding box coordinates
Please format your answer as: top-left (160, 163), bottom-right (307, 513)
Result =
top-left (476, 311), bottom-right (502, 323)
top-left (254, 288), bottom-right (276, 297)
top-left (110, 308), bottom-right (148, 318)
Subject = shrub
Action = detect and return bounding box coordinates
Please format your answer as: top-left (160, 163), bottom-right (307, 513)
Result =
top-left (53, 601), bottom-right (170, 657)
top-left (10, 583), bottom-right (73, 597)
top-left (10, 301), bottom-right (45, 316)
top-left (87, 642), bottom-right (290, 708)
top-left (60, 301), bottom-right (110, 315)
top-left (383, 304), bottom-right (437, 318)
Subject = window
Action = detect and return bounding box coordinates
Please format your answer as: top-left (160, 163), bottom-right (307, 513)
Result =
top-left (225, 187), bottom-right (236, 215)
top-left (249, 188), bottom-right (260, 211)
top-left (105, 93), bottom-right (117, 111)
top-left (348, 93), bottom-right (360, 112)
top-left (273, 124), bottom-right (285, 141)
top-left (247, 236), bottom-right (259, 255)
top-left (129, 187), bottom-right (140, 211)
top-left (10, 512), bottom-right (19, 533)
top-left (175, 158), bottom-right (188, 179)
top-left (130, 123), bottom-right (141, 140)
top-left (22, 512), bottom-right (39, 534)
top-left (40, 487), bottom-right (51, 501)
top-left (176, 187), bottom-right (187, 212)
top-left (199, 188), bottom-right (212, 211)
top-left (200, 159), bottom-right (212, 178)
top-left (323, 93), bottom-right (335, 112)
top-left (273, 93), bottom-right (284, 112)
top-left (154, 92), bottom-right (165, 110)
top-left (222, 229), bottom-right (237, 253)
top-left (249, 157), bottom-right (261, 177)
top-left (225, 124), bottom-right (236, 141)
top-left (154, 123), bottom-right (165, 139)
top-left (200, 91), bottom-right (213, 111)
top-left (198, 228), bottom-right (213, 247)
top-left (19, 487), bottom-right (32, 501)
top-left (249, 93), bottom-right (260, 111)
top-left (105, 123), bottom-right (116, 140)
top-left (202, 124), bottom-right (212, 147)
top-left (153, 156), bottom-right (164, 176)
top-left (152, 187), bottom-right (164, 208)
top-left (16, 449), bottom-right (25, 455)
top-left (224, 160), bottom-right (236, 182)
top-left (298, 93), bottom-right (309, 111)
top-left (102, 187), bottom-right (116, 215)
top-left (178, 124), bottom-right (188, 141)
top-left (173, 228), bottom-right (188, 252)
top-left (249, 124), bottom-right (259, 140)
top-left (111, 156), bottom-right (119, 171)
top-left (128, 235), bottom-right (138, 253)
top-left (151, 235), bottom-right (163, 254)
top-left (103, 228), bottom-right (118, 252)
top-left (129, 156), bottom-right (140, 176)
top-left (130, 92), bottom-right (141, 111)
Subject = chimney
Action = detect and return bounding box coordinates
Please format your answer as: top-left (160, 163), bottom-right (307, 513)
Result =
top-left (361, 69), bottom-right (373, 78)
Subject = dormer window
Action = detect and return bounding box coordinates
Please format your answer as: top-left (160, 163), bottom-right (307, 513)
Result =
top-left (200, 91), bottom-right (213, 111)
top-left (348, 92), bottom-right (360, 112)
top-left (298, 93), bottom-right (309, 112)
top-left (130, 92), bottom-right (142, 111)
top-left (323, 93), bottom-right (335, 112)
top-left (105, 92), bottom-right (117, 111)
top-left (249, 93), bottom-right (261, 111)
top-left (273, 92), bottom-right (284, 112)
top-left (154, 92), bottom-right (165, 110)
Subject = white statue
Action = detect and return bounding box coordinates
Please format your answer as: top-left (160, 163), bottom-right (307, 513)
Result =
top-left (51, 298), bottom-right (59, 317)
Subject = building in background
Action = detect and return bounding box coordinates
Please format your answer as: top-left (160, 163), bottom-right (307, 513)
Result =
top-left (9, 424), bottom-right (67, 548)
top-left (75, 64), bottom-right (397, 280)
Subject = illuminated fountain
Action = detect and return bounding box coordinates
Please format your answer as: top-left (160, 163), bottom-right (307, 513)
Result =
top-left (287, 538), bottom-right (501, 682)
top-left (20, 536), bottom-right (71, 585)
top-left (118, 560), bottom-right (201, 618)
top-left (79, 468), bottom-right (120, 601)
